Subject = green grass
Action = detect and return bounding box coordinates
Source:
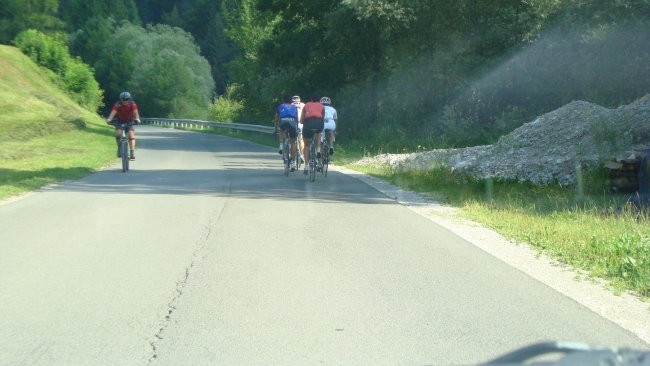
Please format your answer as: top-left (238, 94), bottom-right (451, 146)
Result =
top-left (351, 163), bottom-right (650, 298)
top-left (0, 45), bottom-right (115, 201)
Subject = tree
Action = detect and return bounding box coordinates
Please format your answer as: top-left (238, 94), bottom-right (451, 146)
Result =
top-left (0, 0), bottom-right (65, 43)
top-left (60, 0), bottom-right (140, 30)
top-left (98, 23), bottom-right (214, 118)
top-left (13, 29), bottom-right (103, 111)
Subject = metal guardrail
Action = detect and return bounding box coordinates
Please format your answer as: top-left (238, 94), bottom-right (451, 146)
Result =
top-left (140, 117), bottom-right (274, 134)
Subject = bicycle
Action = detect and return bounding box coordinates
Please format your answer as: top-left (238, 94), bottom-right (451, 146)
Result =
top-left (295, 128), bottom-right (303, 171)
top-left (305, 127), bottom-right (322, 182)
top-left (109, 120), bottom-right (135, 173)
top-left (320, 129), bottom-right (332, 177)
top-left (280, 133), bottom-right (292, 176)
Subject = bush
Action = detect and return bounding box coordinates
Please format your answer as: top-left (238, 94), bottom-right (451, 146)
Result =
top-left (13, 29), bottom-right (104, 111)
top-left (63, 58), bottom-right (103, 111)
top-left (208, 84), bottom-right (243, 122)
top-left (100, 23), bottom-right (215, 119)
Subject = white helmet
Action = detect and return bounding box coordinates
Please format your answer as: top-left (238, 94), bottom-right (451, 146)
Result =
top-left (320, 96), bottom-right (331, 105)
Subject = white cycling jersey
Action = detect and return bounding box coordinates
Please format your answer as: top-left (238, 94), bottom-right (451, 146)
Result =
top-left (323, 105), bottom-right (337, 132)
top-left (292, 102), bottom-right (305, 128)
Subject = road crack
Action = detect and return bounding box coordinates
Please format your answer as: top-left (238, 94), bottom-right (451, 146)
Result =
top-left (146, 197), bottom-right (229, 364)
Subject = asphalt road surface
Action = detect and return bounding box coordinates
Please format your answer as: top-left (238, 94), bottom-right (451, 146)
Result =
top-left (0, 126), bottom-right (647, 365)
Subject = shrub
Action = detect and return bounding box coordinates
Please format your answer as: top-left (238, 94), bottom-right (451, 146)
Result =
top-left (13, 29), bottom-right (104, 111)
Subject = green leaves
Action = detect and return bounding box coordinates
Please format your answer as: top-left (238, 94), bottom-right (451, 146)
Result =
top-left (98, 23), bottom-right (215, 119)
top-left (13, 29), bottom-right (103, 111)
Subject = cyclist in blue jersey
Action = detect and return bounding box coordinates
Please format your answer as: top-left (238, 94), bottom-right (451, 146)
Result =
top-left (274, 96), bottom-right (299, 171)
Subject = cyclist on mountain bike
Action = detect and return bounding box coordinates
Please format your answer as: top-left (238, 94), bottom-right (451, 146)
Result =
top-left (274, 96), bottom-right (299, 171)
top-left (320, 96), bottom-right (337, 156)
top-left (300, 95), bottom-right (325, 175)
top-left (106, 91), bottom-right (140, 161)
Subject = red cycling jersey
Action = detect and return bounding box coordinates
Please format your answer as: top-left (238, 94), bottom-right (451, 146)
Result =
top-left (303, 101), bottom-right (324, 119)
top-left (112, 101), bottom-right (138, 121)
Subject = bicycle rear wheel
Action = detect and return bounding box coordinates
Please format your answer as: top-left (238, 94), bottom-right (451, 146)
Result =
top-left (121, 140), bottom-right (129, 172)
top-left (283, 141), bottom-right (290, 176)
top-left (322, 150), bottom-right (329, 177)
top-left (309, 145), bottom-right (316, 182)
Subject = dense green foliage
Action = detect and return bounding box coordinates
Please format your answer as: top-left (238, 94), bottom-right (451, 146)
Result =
top-left (13, 30), bottom-right (103, 111)
top-left (1, 0), bottom-right (649, 141)
top-left (59, 0), bottom-right (140, 30)
top-left (97, 23), bottom-right (214, 119)
top-left (209, 84), bottom-right (244, 122)
top-left (0, 0), bottom-right (65, 43)
top-left (221, 0), bottom-right (650, 147)
top-left (135, 0), bottom-right (235, 94)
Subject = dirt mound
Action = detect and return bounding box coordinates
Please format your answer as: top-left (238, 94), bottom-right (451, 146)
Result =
top-left (357, 95), bottom-right (650, 185)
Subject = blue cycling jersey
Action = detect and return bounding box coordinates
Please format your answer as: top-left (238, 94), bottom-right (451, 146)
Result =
top-left (277, 103), bottom-right (298, 119)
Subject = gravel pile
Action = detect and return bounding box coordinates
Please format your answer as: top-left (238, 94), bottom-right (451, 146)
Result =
top-left (357, 94), bottom-right (650, 185)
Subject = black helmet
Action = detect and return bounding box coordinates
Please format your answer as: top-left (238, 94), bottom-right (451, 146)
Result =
top-left (119, 91), bottom-right (131, 100)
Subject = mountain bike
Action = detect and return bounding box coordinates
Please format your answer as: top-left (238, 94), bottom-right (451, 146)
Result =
top-left (110, 120), bottom-right (135, 173)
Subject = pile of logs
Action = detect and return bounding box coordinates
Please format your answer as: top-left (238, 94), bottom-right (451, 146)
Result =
top-left (605, 148), bottom-right (648, 193)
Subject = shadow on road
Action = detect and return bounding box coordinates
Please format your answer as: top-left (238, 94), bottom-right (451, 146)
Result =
top-left (53, 167), bottom-right (391, 205)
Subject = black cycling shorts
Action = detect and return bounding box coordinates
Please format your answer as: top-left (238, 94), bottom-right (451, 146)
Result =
top-left (113, 119), bottom-right (135, 132)
top-left (302, 117), bottom-right (324, 139)
top-left (279, 117), bottom-right (298, 138)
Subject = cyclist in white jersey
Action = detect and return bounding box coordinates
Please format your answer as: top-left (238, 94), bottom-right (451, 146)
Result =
top-left (320, 96), bottom-right (337, 155)
top-left (292, 95), bottom-right (306, 162)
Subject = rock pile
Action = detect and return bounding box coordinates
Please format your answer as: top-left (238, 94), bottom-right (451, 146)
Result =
top-left (357, 95), bottom-right (650, 186)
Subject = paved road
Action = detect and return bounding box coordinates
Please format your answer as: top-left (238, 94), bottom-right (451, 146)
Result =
top-left (0, 126), bottom-right (647, 365)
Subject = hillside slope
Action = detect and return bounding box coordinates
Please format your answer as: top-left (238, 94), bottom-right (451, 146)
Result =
top-left (0, 45), bottom-right (114, 199)
top-left (0, 45), bottom-right (103, 141)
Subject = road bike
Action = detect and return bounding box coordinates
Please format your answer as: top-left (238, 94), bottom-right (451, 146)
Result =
top-left (295, 128), bottom-right (303, 171)
top-left (109, 120), bottom-right (135, 173)
top-left (280, 133), bottom-right (292, 176)
top-left (320, 129), bottom-right (332, 177)
top-left (305, 127), bottom-right (323, 182)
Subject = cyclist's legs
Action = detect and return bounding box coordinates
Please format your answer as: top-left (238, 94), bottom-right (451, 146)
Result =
top-left (302, 118), bottom-right (320, 170)
top-left (115, 128), bottom-right (122, 146)
top-left (280, 119), bottom-right (298, 159)
top-left (128, 129), bottom-right (135, 151)
top-left (323, 121), bottom-right (336, 149)
top-left (298, 123), bottom-right (304, 159)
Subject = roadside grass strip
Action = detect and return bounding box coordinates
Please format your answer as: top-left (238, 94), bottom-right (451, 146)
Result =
top-left (352, 164), bottom-right (650, 299)
top-left (0, 127), bottom-right (115, 201)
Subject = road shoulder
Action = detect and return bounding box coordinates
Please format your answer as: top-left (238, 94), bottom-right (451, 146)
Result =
top-left (335, 165), bottom-right (650, 346)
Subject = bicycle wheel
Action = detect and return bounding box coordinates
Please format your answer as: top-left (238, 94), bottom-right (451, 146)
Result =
top-left (296, 148), bottom-right (302, 170)
top-left (283, 141), bottom-right (290, 176)
top-left (309, 145), bottom-right (316, 182)
top-left (121, 140), bottom-right (129, 172)
top-left (322, 150), bottom-right (329, 177)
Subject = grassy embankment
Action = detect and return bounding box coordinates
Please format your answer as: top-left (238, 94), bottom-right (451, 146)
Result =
top-left (0, 45), bottom-right (115, 201)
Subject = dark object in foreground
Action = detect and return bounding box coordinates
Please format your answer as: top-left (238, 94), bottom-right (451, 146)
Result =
top-left (480, 341), bottom-right (650, 365)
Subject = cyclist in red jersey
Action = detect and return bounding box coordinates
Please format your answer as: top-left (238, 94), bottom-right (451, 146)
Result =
top-left (300, 95), bottom-right (325, 175)
top-left (106, 91), bottom-right (140, 160)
